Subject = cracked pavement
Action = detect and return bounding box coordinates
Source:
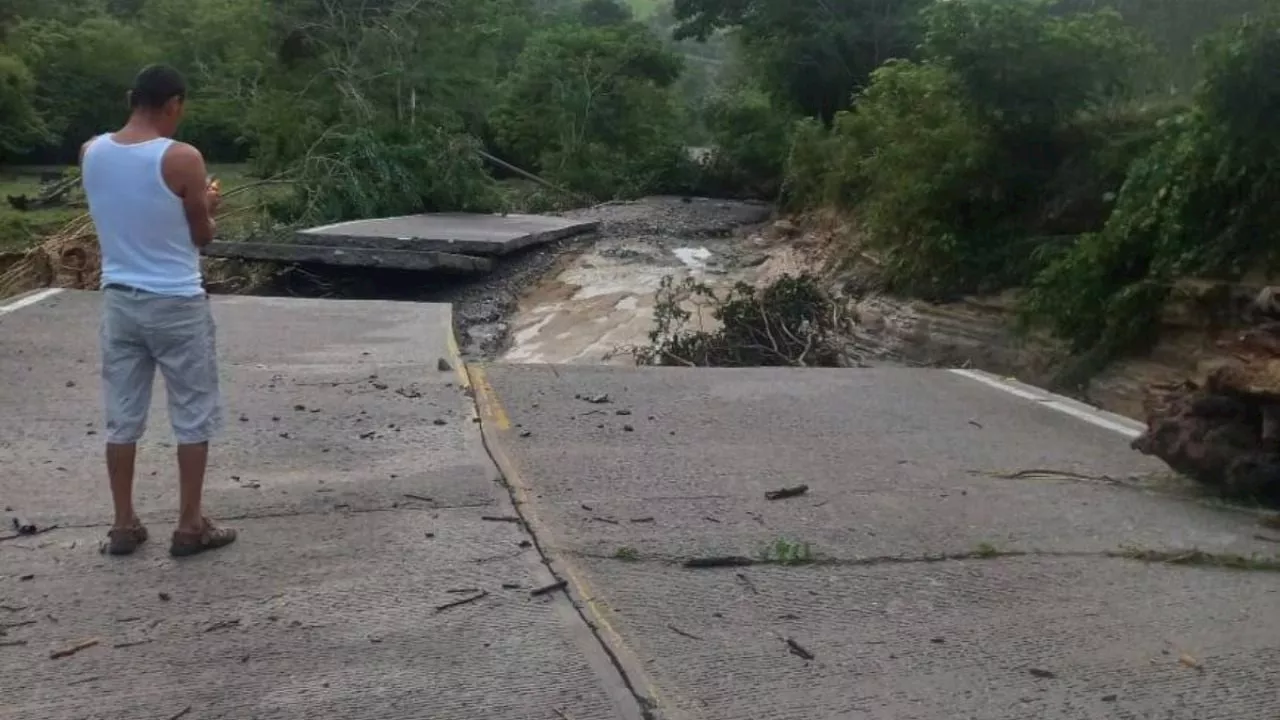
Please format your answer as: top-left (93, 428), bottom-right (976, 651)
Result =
top-left (474, 364), bottom-right (1280, 720)
top-left (3, 291), bottom-right (1279, 720)
top-left (0, 292), bottom-right (638, 720)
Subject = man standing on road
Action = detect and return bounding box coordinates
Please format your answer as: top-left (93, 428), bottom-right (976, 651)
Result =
top-left (81, 64), bottom-right (237, 557)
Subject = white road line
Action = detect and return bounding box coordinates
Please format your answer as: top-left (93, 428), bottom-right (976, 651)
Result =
top-left (948, 367), bottom-right (1145, 439)
top-left (0, 287), bottom-right (64, 316)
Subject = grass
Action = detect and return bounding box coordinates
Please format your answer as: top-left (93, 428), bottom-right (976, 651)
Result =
top-left (0, 163), bottom-right (278, 252)
top-left (759, 537), bottom-right (815, 566)
top-left (0, 167), bottom-right (82, 252)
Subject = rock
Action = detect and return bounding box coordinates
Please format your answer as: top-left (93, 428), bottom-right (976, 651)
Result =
top-left (437, 358), bottom-right (453, 372)
top-left (1132, 352), bottom-right (1280, 501)
top-left (772, 219), bottom-right (798, 237)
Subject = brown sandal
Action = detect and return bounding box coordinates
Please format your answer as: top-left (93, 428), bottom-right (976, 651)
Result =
top-left (170, 518), bottom-right (237, 557)
top-left (107, 523), bottom-right (149, 556)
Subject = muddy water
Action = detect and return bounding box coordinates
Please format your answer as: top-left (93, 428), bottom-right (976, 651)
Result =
top-left (500, 197), bottom-right (820, 365)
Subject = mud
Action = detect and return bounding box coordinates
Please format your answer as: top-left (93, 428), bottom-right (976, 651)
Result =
top-left (493, 197), bottom-right (808, 364)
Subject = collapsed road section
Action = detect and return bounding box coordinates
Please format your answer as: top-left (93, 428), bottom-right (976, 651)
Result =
top-left (204, 212), bottom-right (600, 274)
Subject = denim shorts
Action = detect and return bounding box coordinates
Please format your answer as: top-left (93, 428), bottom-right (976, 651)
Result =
top-left (100, 286), bottom-right (222, 445)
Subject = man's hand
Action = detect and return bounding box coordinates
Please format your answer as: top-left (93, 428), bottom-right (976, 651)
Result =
top-left (206, 179), bottom-right (222, 215)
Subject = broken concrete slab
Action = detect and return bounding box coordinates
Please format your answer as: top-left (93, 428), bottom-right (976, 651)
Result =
top-left (203, 241), bottom-right (493, 273)
top-left (296, 213), bottom-right (600, 256)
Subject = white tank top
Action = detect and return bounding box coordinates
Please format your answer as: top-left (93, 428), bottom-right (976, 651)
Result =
top-left (83, 135), bottom-right (203, 297)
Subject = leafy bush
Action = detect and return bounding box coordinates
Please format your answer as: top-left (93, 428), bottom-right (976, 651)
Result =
top-left (1024, 12), bottom-right (1280, 360)
top-left (272, 126), bottom-right (501, 226)
top-left (839, 61), bottom-right (999, 295)
top-left (923, 0), bottom-right (1148, 139)
top-left (491, 22), bottom-right (691, 199)
top-left (636, 274), bottom-right (845, 367)
top-left (695, 84), bottom-right (796, 198)
top-left (781, 0), bottom-right (1152, 298)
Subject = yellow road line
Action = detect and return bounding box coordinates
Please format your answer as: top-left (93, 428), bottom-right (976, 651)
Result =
top-left (466, 363), bottom-right (669, 713)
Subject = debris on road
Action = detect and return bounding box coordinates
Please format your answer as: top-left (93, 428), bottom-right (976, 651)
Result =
top-left (786, 637), bottom-right (815, 661)
top-left (402, 494), bottom-right (434, 503)
top-left (629, 517), bottom-right (655, 523)
top-left (158, 592), bottom-right (171, 601)
top-left (49, 638), bottom-right (99, 659)
top-left (1132, 355), bottom-right (1280, 501)
top-left (1028, 668), bottom-right (1057, 679)
top-left (684, 556), bottom-right (755, 568)
top-left (438, 358), bottom-right (453, 372)
top-left (435, 591), bottom-right (489, 614)
top-left (481, 515), bottom-right (521, 523)
top-left (765, 485), bottom-right (809, 501)
top-left (2, 518), bottom-right (58, 541)
top-left (530, 580), bottom-right (569, 597)
top-left (591, 516), bottom-right (619, 525)
top-left (578, 393), bottom-right (611, 404)
top-left (1, 640), bottom-right (28, 647)
top-left (166, 705), bottom-right (192, 720)
top-left (667, 624), bottom-right (703, 641)
top-left (112, 639), bottom-right (153, 649)
top-left (204, 619), bottom-right (240, 633)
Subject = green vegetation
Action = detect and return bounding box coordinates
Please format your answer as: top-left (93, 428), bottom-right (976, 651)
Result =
top-left (0, 0), bottom-right (710, 248)
top-left (677, 0), bottom-right (1279, 378)
top-left (759, 537), bottom-right (814, 566)
top-left (3, 0), bottom-right (1279, 380)
top-left (635, 275), bottom-right (845, 367)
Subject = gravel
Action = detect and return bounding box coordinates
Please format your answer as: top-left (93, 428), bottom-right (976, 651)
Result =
top-left (237, 196), bottom-right (773, 359)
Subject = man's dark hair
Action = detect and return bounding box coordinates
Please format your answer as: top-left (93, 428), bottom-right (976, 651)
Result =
top-left (129, 65), bottom-right (186, 110)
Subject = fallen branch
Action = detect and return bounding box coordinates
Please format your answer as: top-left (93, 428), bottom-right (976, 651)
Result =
top-left (667, 624), bottom-right (703, 640)
top-left (785, 637), bottom-right (815, 661)
top-left (50, 638), bottom-right (99, 659)
top-left (765, 485), bottom-right (809, 501)
top-left (481, 515), bottom-right (521, 523)
top-left (530, 580), bottom-right (569, 597)
top-left (204, 619), bottom-right (240, 633)
top-left (435, 591), bottom-right (489, 614)
top-left (112, 639), bottom-right (153, 649)
top-left (684, 556), bottom-right (756, 568)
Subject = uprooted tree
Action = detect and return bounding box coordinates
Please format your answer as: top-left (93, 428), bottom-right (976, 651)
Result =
top-left (633, 274), bottom-right (847, 368)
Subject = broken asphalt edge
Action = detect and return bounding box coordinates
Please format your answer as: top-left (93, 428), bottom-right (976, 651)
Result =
top-left (449, 335), bottom-right (665, 720)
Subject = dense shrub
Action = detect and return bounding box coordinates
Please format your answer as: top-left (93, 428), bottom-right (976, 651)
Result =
top-left (491, 22), bottom-right (691, 199)
top-left (694, 84), bottom-right (795, 198)
top-left (1024, 12), bottom-right (1280, 358)
top-left (781, 0), bottom-right (1151, 298)
top-left (273, 126), bottom-right (502, 226)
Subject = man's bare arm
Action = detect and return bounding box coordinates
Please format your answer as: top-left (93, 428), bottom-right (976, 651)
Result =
top-left (161, 143), bottom-right (216, 248)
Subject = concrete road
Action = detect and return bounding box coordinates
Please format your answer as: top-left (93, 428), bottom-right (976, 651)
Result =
top-left (472, 365), bottom-right (1280, 720)
top-left (0, 291), bottom-right (638, 720)
top-left (5, 289), bottom-right (1280, 720)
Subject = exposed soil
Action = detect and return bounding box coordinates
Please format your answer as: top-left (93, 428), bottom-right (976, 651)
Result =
top-left (231, 197), bottom-right (780, 361)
